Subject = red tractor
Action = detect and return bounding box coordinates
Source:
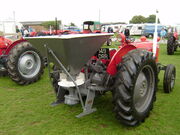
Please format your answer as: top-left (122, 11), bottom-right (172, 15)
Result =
top-left (0, 36), bottom-right (44, 84)
top-left (167, 25), bottom-right (180, 55)
top-left (25, 31), bottom-right (176, 126)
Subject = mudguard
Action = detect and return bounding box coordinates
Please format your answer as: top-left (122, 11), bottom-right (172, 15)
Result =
top-left (107, 41), bottom-right (159, 76)
top-left (4, 39), bottom-right (27, 55)
top-left (107, 45), bottom-right (136, 76)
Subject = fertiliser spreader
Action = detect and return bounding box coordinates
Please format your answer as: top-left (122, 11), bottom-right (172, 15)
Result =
top-left (25, 33), bottom-right (176, 126)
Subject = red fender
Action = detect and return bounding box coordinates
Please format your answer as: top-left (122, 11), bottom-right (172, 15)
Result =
top-left (0, 36), bottom-right (13, 55)
top-left (132, 41), bottom-right (159, 62)
top-left (0, 36), bottom-right (13, 48)
top-left (107, 45), bottom-right (137, 76)
top-left (4, 39), bottom-right (27, 55)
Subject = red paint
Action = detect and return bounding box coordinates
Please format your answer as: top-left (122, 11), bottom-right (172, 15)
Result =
top-left (140, 36), bottom-right (147, 42)
top-left (0, 37), bottom-right (13, 55)
top-left (82, 29), bottom-right (101, 34)
top-left (174, 32), bottom-right (178, 40)
top-left (107, 45), bottom-right (136, 75)
top-left (132, 41), bottom-right (159, 62)
top-left (106, 33), bottom-right (160, 76)
top-left (119, 33), bottom-right (126, 43)
top-left (4, 39), bottom-right (27, 55)
top-left (0, 37), bottom-right (26, 56)
top-left (29, 32), bottom-right (37, 37)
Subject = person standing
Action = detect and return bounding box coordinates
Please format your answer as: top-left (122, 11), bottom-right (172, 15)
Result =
top-left (160, 28), bottom-right (167, 43)
top-left (124, 28), bottom-right (130, 38)
top-left (24, 28), bottom-right (29, 37)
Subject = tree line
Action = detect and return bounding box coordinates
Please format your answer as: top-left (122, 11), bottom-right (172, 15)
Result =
top-left (129, 14), bottom-right (160, 24)
top-left (41, 14), bottom-right (160, 29)
top-left (41, 21), bottom-right (76, 30)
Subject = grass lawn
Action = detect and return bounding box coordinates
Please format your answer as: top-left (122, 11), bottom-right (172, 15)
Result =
top-left (0, 44), bottom-right (180, 135)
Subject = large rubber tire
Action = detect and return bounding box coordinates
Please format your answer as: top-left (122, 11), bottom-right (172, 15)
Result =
top-left (167, 34), bottom-right (175, 55)
top-left (163, 64), bottom-right (176, 93)
top-left (113, 49), bottom-right (158, 126)
top-left (7, 42), bottom-right (44, 85)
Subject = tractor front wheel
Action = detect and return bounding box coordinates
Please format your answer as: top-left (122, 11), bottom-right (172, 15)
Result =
top-left (7, 42), bottom-right (44, 85)
top-left (163, 64), bottom-right (176, 93)
top-left (113, 49), bottom-right (157, 126)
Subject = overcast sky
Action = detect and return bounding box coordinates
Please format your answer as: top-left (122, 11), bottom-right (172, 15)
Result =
top-left (0, 0), bottom-right (179, 26)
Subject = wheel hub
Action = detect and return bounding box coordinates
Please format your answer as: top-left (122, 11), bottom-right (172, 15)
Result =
top-left (139, 80), bottom-right (148, 97)
top-left (26, 60), bottom-right (33, 69)
top-left (19, 54), bottom-right (35, 74)
top-left (18, 51), bottom-right (41, 78)
top-left (133, 65), bottom-right (155, 113)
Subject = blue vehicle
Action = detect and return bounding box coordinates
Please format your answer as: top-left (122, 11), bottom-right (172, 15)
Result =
top-left (142, 24), bottom-right (166, 38)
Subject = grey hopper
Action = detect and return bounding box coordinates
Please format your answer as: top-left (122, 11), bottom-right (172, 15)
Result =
top-left (25, 33), bottom-right (113, 75)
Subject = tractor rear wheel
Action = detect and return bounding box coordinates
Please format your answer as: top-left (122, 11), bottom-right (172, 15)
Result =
top-left (113, 49), bottom-right (157, 126)
top-left (163, 64), bottom-right (176, 93)
top-left (167, 34), bottom-right (175, 55)
top-left (7, 42), bottom-right (44, 85)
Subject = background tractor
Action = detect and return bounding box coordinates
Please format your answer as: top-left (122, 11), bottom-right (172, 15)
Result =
top-left (82, 21), bottom-right (101, 33)
top-left (0, 35), bottom-right (44, 85)
top-left (25, 31), bottom-right (176, 126)
top-left (82, 21), bottom-right (112, 45)
top-left (167, 25), bottom-right (180, 55)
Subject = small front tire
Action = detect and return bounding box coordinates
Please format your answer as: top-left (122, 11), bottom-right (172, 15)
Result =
top-left (163, 64), bottom-right (176, 93)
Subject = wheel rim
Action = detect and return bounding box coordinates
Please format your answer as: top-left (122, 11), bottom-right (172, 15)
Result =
top-left (133, 65), bottom-right (155, 113)
top-left (170, 73), bottom-right (175, 89)
top-left (18, 50), bottom-right (41, 79)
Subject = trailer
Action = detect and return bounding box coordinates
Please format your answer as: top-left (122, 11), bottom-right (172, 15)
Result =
top-left (126, 24), bottom-right (144, 36)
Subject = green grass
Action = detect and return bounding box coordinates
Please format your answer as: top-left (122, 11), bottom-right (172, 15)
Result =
top-left (0, 44), bottom-right (180, 135)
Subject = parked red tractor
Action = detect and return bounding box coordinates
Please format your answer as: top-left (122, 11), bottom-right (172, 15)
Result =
top-left (0, 35), bottom-right (44, 84)
top-left (167, 25), bottom-right (180, 55)
top-left (25, 31), bottom-right (176, 126)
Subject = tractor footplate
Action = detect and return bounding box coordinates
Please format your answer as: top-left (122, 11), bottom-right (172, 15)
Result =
top-left (76, 89), bottom-right (96, 118)
top-left (76, 108), bottom-right (97, 118)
